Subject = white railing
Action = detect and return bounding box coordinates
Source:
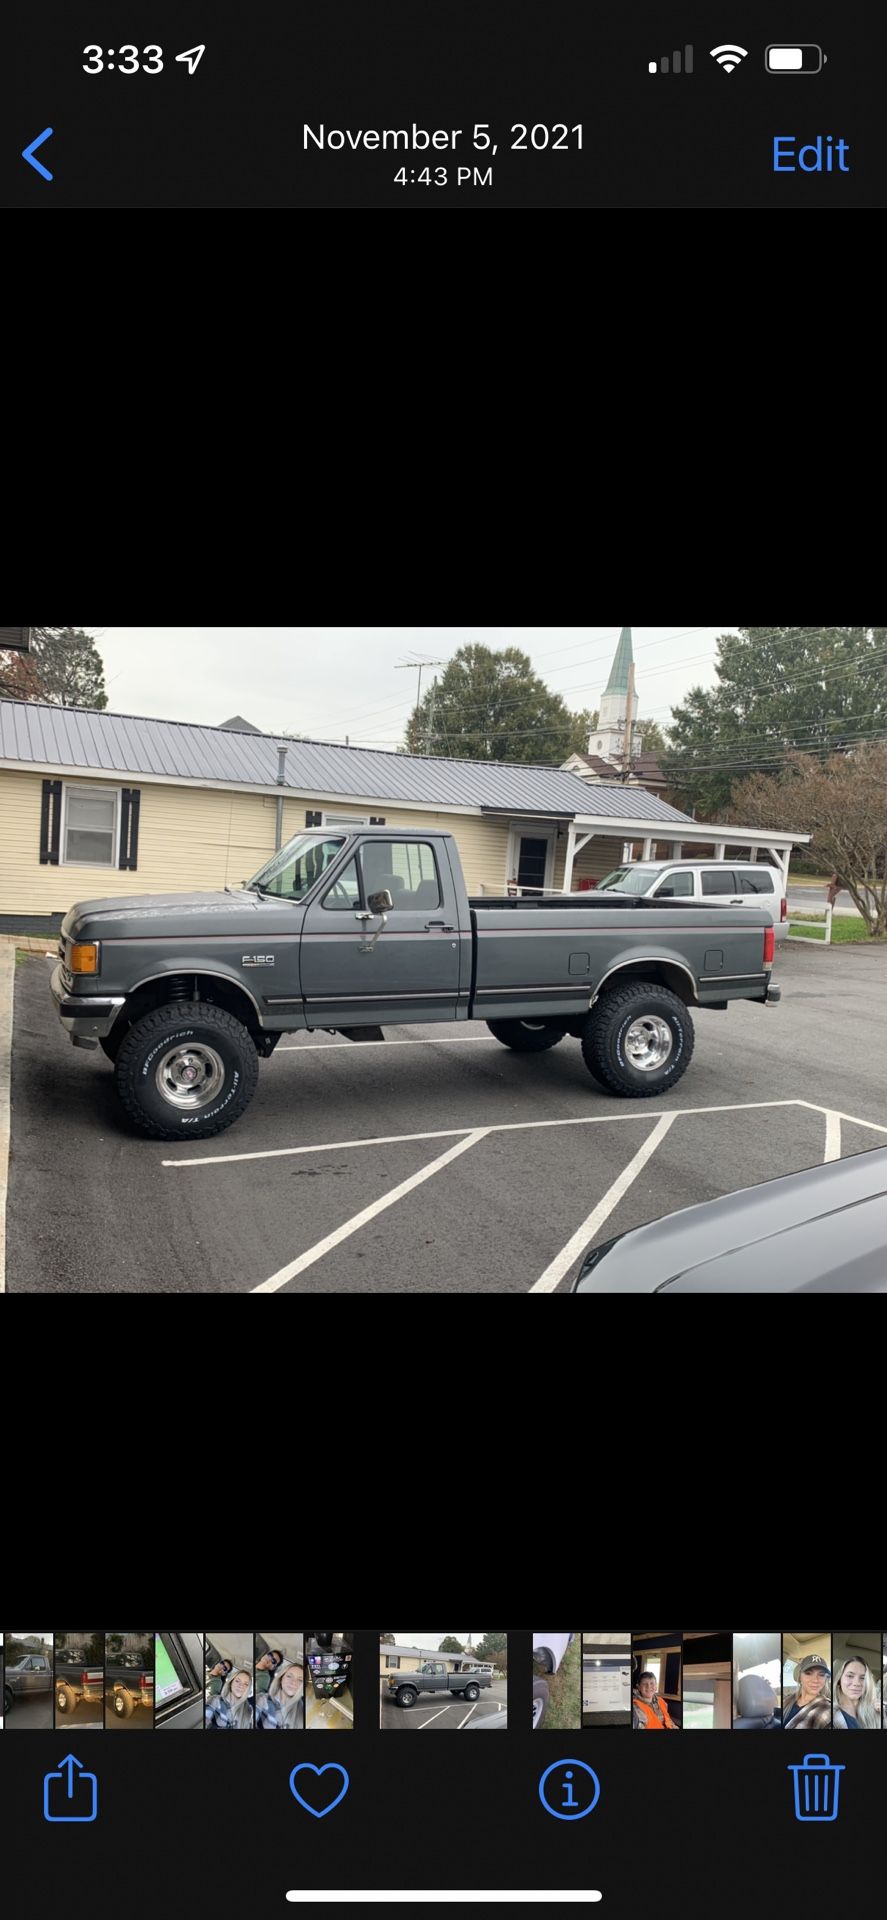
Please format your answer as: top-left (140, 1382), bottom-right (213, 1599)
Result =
top-left (787, 904), bottom-right (833, 945)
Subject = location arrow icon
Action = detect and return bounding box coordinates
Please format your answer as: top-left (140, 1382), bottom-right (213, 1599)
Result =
top-left (175, 45), bottom-right (206, 72)
top-left (22, 127), bottom-right (54, 179)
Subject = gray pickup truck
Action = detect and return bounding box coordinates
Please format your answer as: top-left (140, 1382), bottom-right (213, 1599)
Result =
top-left (387, 1662), bottom-right (493, 1708)
top-left (50, 826), bottom-right (780, 1141)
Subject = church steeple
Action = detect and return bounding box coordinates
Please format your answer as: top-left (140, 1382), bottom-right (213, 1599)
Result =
top-left (589, 626), bottom-right (643, 765)
top-left (604, 626), bottom-right (633, 695)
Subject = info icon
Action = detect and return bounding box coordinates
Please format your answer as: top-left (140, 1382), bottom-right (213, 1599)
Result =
top-left (538, 1758), bottom-right (601, 1820)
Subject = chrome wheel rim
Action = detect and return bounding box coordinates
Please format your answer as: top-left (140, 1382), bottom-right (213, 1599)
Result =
top-left (624, 1015), bottom-right (674, 1071)
top-left (155, 1042), bottom-right (225, 1109)
top-left (532, 1697), bottom-right (546, 1729)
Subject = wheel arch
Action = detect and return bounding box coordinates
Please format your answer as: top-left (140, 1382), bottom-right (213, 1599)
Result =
top-left (110, 969), bottom-right (265, 1038)
top-left (592, 958), bottom-right (698, 1007)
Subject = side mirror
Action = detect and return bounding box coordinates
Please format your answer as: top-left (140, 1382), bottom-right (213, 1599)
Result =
top-left (368, 888), bottom-right (393, 914)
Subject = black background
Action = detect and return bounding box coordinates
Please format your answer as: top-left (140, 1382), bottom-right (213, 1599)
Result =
top-left (7, 0), bottom-right (881, 205)
top-left (2, 1628), bottom-right (883, 1919)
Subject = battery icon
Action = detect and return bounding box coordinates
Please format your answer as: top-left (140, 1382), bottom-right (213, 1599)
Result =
top-left (765, 43), bottom-right (826, 71)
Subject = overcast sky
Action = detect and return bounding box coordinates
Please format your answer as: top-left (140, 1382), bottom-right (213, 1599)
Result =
top-left (85, 627), bottom-right (736, 744)
top-left (390, 1633), bottom-right (490, 1648)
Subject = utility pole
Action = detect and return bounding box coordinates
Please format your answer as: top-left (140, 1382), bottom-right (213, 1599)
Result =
top-left (623, 659), bottom-right (636, 778)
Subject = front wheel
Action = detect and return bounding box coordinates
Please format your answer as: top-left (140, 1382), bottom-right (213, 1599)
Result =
top-left (114, 1001), bottom-right (259, 1141)
top-left (532, 1679), bottom-right (550, 1729)
top-left (397, 1688), bottom-right (418, 1709)
top-left (582, 983), bottom-right (694, 1098)
top-left (487, 1020), bottom-right (565, 1053)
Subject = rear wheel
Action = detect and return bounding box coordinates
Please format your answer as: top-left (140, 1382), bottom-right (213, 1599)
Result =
top-left (114, 1000), bottom-right (259, 1141)
top-left (487, 1019), bottom-right (565, 1052)
top-left (114, 1690), bottom-right (133, 1718)
top-left (464, 1684), bottom-right (480, 1701)
top-left (582, 983), bottom-right (694, 1098)
top-left (56, 1685), bottom-right (75, 1714)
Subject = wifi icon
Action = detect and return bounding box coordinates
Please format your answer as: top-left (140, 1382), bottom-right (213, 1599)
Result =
top-left (710, 42), bottom-right (748, 69)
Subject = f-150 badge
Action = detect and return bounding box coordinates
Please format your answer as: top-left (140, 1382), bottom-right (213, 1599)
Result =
top-left (242, 954), bottom-right (275, 965)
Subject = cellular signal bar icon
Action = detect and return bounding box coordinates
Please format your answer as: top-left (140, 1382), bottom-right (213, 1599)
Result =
top-left (648, 44), bottom-right (694, 71)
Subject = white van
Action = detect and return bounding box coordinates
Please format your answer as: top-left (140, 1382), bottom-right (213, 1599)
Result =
top-left (596, 861), bottom-right (788, 942)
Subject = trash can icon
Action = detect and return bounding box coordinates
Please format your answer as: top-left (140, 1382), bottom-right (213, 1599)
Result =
top-left (788, 1753), bottom-right (844, 1822)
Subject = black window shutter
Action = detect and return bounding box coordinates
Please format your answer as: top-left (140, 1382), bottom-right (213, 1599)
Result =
top-left (119, 789), bottom-right (131, 867)
top-left (119, 788), bottom-right (141, 869)
top-left (39, 778), bottom-right (52, 863)
top-left (305, 810), bottom-right (322, 827)
top-left (40, 779), bottom-right (62, 865)
top-left (128, 789), bottom-right (140, 868)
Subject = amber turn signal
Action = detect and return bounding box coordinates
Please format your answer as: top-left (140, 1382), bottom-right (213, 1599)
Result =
top-left (70, 942), bottom-right (99, 974)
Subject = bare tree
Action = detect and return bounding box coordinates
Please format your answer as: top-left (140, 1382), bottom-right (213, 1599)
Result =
top-left (732, 746), bottom-right (887, 937)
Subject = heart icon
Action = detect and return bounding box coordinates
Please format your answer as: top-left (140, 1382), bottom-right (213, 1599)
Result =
top-left (289, 1763), bottom-right (350, 1819)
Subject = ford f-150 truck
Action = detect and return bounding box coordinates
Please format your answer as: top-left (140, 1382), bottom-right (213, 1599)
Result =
top-left (50, 827), bottom-right (780, 1141)
top-left (387, 1662), bottom-right (493, 1708)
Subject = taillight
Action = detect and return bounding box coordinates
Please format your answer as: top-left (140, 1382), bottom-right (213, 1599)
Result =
top-left (140, 1673), bottom-right (150, 1692)
top-left (780, 897), bottom-right (788, 922)
top-left (764, 926), bottom-right (775, 965)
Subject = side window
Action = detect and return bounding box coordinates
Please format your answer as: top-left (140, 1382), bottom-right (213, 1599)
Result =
top-left (654, 871), bottom-right (694, 898)
top-left (321, 856), bottom-right (361, 911)
top-left (701, 870), bottom-right (738, 896)
top-left (737, 869), bottom-right (774, 894)
top-left (360, 841), bottom-right (442, 910)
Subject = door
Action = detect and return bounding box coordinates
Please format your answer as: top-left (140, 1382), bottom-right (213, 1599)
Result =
top-left (516, 835), bottom-right (550, 893)
top-left (299, 838), bottom-right (461, 1026)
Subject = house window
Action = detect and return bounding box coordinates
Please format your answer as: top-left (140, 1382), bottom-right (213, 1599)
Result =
top-left (385, 1655), bottom-right (400, 1669)
top-left (62, 784), bottom-right (119, 865)
top-left (321, 811), bottom-right (371, 829)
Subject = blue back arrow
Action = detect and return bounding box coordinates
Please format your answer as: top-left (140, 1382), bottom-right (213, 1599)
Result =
top-left (23, 128), bottom-right (54, 179)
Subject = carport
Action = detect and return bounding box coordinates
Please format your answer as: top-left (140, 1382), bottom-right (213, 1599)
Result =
top-left (561, 814), bottom-right (809, 889)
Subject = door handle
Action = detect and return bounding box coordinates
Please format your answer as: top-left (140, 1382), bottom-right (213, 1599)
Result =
top-left (425, 920), bottom-right (455, 931)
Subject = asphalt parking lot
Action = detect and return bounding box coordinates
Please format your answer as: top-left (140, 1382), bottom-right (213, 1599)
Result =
top-left (4, 944), bottom-right (887, 1293)
top-left (380, 1679), bottom-right (507, 1729)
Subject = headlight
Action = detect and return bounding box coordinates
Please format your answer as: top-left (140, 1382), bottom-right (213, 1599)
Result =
top-left (69, 942), bottom-right (100, 974)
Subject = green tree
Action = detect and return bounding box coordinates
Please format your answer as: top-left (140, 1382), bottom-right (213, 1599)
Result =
top-left (637, 719), bottom-right (667, 758)
top-left (29, 627), bottom-right (108, 708)
top-left (438, 1637), bottom-right (464, 1654)
top-left (404, 644), bottom-right (582, 763)
top-left (565, 709), bottom-right (599, 756)
top-left (732, 745), bottom-right (887, 937)
top-left (664, 627), bottom-right (887, 816)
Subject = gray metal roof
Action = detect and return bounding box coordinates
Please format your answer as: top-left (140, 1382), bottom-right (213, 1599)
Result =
top-left (0, 699), bottom-right (694, 823)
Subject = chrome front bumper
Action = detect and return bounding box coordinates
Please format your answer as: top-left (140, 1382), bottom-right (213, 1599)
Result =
top-left (50, 963), bottom-right (126, 1046)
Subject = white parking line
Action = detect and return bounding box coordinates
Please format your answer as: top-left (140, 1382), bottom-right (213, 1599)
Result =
top-left (529, 1114), bottom-right (677, 1294)
top-left (824, 1112), bottom-right (842, 1162)
top-left (416, 1706), bottom-right (452, 1729)
top-left (456, 1701), bottom-right (481, 1729)
top-left (163, 1099), bottom-right (807, 1169)
top-left (250, 1128), bottom-right (489, 1293)
top-left (0, 946), bottom-right (14, 1294)
top-left (798, 1100), bottom-right (887, 1136)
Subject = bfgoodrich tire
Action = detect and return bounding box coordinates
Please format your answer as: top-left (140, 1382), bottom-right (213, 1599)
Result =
top-left (582, 982), bottom-right (694, 1098)
top-left (487, 1019), bottom-right (565, 1052)
top-left (114, 1001), bottom-right (259, 1141)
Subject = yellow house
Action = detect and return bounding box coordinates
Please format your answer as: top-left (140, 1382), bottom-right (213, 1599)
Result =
top-left (380, 1643), bottom-right (487, 1677)
top-left (0, 699), bottom-right (806, 936)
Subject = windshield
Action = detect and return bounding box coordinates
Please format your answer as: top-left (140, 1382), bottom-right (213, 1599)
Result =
top-left (597, 866), bottom-right (659, 895)
top-left (247, 834), bottom-right (345, 900)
